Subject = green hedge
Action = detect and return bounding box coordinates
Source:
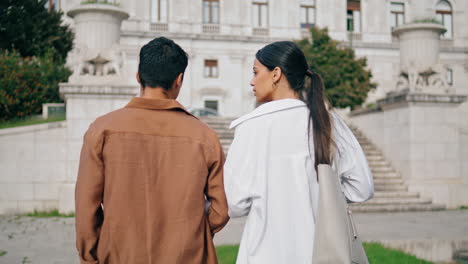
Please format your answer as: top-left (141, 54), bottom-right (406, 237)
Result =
top-left (0, 50), bottom-right (71, 121)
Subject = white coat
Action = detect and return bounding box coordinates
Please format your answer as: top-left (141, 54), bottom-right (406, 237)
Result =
top-left (224, 99), bottom-right (374, 264)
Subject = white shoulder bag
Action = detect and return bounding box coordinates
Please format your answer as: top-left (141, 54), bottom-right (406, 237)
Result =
top-left (312, 164), bottom-right (369, 264)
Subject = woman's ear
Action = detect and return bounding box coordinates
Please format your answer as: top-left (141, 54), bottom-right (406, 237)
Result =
top-left (272, 66), bottom-right (282, 84)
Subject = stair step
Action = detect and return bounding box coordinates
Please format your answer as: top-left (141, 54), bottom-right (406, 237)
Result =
top-left (375, 185), bottom-right (408, 191)
top-left (374, 178), bottom-right (404, 185)
top-left (216, 132), bottom-right (235, 138)
top-left (364, 150), bottom-right (382, 156)
top-left (373, 191), bottom-right (419, 198)
top-left (349, 203), bottom-right (445, 213)
top-left (202, 122), bottom-right (234, 126)
top-left (371, 167), bottom-right (395, 173)
top-left (220, 138), bottom-right (233, 144)
top-left (368, 161), bottom-right (391, 167)
top-left (366, 155), bottom-right (385, 161)
top-left (356, 137), bottom-right (371, 142)
top-left (362, 197), bottom-right (432, 205)
top-left (359, 144), bottom-right (377, 151)
top-left (372, 171), bottom-right (400, 178)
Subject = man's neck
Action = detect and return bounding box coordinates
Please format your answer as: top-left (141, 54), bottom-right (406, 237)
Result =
top-left (140, 87), bottom-right (175, 100)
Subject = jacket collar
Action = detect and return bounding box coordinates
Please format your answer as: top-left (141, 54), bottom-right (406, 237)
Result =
top-left (125, 97), bottom-right (194, 117)
top-left (230, 98), bottom-right (307, 129)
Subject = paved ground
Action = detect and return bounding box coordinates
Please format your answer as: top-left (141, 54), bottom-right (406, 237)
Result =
top-left (1, 210), bottom-right (468, 264)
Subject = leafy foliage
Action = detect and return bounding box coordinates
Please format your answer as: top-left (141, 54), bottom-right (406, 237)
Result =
top-left (297, 27), bottom-right (377, 109)
top-left (0, 0), bottom-right (74, 62)
top-left (0, 50), bottom-right (71, 121)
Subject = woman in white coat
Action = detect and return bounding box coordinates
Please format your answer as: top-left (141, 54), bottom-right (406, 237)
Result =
top-left (224, 41), bottom-right (374, 263)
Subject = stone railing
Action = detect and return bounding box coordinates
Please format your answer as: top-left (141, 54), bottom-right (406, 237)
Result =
top-left (253, 27), bottom-right (269, 36)
top-left (150, 23), bottom-right (169, 32)
top-left (202, 24), bottom-right (220, 34)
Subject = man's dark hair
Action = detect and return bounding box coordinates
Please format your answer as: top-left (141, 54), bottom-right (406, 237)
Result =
top-left (138, 37), bottom-right (188, 90)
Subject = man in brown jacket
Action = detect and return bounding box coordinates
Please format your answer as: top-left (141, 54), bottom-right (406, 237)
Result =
top-left (75, 37), bottom-right (229, 263)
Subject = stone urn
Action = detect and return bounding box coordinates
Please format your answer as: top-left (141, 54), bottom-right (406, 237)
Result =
top-left (65, 3), bottom-right (130, 83)
top-left (67, 3), bottom-right (129, 51)
top-left (392, 23), bottom-right (449, 93)
top-left (393, 23), bottom-right (446, 71)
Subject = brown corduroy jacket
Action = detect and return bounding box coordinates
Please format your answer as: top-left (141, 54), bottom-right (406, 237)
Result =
top-left (75, 97), bottom-right (229, 264)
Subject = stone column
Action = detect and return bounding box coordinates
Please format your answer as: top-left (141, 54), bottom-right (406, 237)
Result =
top-left (58, 3), bottom-right (137, 213)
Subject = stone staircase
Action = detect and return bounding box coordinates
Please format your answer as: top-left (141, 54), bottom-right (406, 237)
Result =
top-left (201, 117), bottom-right (445, 213)
top-left (347, 126), bottom-right (445, 212)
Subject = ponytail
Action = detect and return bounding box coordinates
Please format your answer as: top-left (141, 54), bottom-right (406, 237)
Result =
top-left (304, 70), bottom-right (335, 172)
top-left (254, 41), bottom-right (335, 174)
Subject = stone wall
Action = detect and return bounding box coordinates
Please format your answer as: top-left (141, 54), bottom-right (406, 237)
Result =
top-left (0, 122), bottom-right (67, 214)
top-left (58, 84), bottom-right (138, 213)
top-left (350, 94), bottom-right (468, 208)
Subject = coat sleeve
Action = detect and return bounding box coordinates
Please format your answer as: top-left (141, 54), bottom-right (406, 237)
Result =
top-left (333, 115), bottom-right (374, 203)
top-left (224, 124), bottom-right (258, 218)
top-left (205, 132), bottom-right (230, 234)
top-left (75, 126), bottom-right (105, 264)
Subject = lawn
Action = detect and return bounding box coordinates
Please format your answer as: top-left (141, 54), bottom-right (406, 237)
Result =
top-left (25, 209), bottom-right (75, 218)
top-left (0, 115), bottom-right (65, 129)
top-left (216, 242), bottom-right (433, 264)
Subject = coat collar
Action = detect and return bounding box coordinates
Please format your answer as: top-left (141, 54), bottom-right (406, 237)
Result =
top-left (125, 97), bottom-right (195, 117)
top-left (230, 99), bottom-right (307, 129)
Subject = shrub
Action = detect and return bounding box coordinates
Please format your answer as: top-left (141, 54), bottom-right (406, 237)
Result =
top-left (0, 50), bottom-right (71, 121)
top-left (297, 27), bottom-right (377, 109)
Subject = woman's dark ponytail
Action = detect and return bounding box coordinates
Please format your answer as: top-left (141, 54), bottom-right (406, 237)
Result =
top-left (304, 70), bottom-right (335, 171)
top-left (255, 41), bottom-right (335, 172)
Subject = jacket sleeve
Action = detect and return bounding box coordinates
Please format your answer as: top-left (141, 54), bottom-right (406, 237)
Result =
top-left (205, 132), bottom-right (230, 234)
top-left (334, 115), bottom-right (374, 203)
top-left (224, 125), bottom-right (257, 218)
top-left (75, 126), bottom-right (105, 263)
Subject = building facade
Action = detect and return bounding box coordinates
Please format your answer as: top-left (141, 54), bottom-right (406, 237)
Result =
top-left (47, 0), bottom-right (467, 117)
top-left (1, 0), bottom-right (466, 215)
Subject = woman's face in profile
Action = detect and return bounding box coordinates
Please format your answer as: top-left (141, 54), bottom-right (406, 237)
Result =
top-left (250, 59), bottom-right (274, 103)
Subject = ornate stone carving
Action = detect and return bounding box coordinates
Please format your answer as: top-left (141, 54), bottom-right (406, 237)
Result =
top-left (66, 44), bottom-right (126, 82)
top-left (393, 23), bottom-right (452, 94)
top-left (396, 64), bottom-right (451, 94)
top-left (65, 4), bottom-right (129, 84)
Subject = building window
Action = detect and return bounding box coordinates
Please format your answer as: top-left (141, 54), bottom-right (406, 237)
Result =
top-left (253, 0), bottom-right (268, 28)
top-left (347, 1), bottom-right (361, 33)
top-left (446, 68), bottom-right (453, 85)
top-left (204, 100), bottom-right (219, 112)
top-left (436, 0), bottom-right (453, 39)
top-left (204, 60), bottom-right (218, 78)
top-left (203, 0), bottom-right (219, 24)
top-left (300, 0), bottom-right (316, 28)
top-left (390, 2), bottom-right (405, 29)
top-left (151, 0), bottom-right (168, 23)
top-left (44, 0), bottom-right (60, 11)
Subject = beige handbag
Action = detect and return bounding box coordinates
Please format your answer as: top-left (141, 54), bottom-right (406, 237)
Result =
top-left (312, 164), bottom-right (369, 264)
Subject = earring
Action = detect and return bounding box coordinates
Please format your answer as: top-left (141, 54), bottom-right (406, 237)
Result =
top-left (272, 82), bottom-right (278, 90)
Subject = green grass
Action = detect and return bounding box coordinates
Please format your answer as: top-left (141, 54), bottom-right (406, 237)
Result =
top-left (460, 206), bottom-right (468, 210)
top-left (0, 250), bottom-right (7, 257)
top-left (215, 243), bottom-right (433, 264)
top-left (24, 209), bottom-right (74, 218)
top-left (412, 18), bottom-right (442, 25)
top-left (216, 245), bottom-right (239, 264)
top-left (0, 115), bottom-right (65, 129)
top-left (364, 242), bottom-right (433, 264)
top-left (80, 0), bottom-right (120, 6)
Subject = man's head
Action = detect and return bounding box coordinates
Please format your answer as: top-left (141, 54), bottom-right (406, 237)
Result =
top-left (137, 37), bottom-right (188, 98)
